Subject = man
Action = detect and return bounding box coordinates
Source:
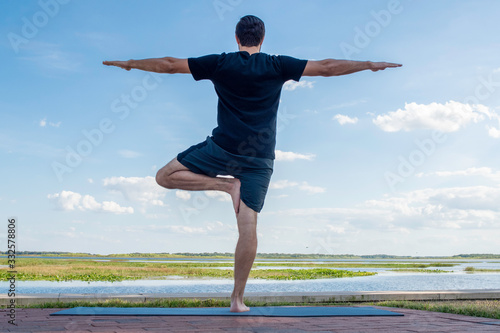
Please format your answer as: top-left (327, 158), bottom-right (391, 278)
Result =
top-left (103, 15), bottom-right (401, 312)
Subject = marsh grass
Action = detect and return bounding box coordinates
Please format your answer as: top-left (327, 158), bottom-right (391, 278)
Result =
top-left (0, 259), bottom-right (375, 282)
top-left (0, 258), bottom-right (455, 268)
top-left (249, 268), bottom-right (375, 280)
top-left (376, 300), bottom-right (500, 319)
top-left (464, 266), bottom-right (500, 273)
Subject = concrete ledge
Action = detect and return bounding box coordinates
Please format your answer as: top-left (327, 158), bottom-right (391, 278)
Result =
top-left (2, 290), bottom-right (500, 306)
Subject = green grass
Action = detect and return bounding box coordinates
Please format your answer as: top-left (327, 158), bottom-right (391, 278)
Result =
top-left (0, 258), bottom-right (375, 282)
top-left (7, 299), bottom-right (500, 320)
top-left (0, 257), bottom-right (462, 282)
top-left (0, 258), bottom-right (457, 268)
top-left (377, 300), bottom-right (500, 320)
top-left (250, 268), bottom-right (375, 280)
top-left (464, 266), bottom-right (500, 272)
top-left (255, 262), bottom-right (456, 268)
top-left (5, 298), bottom-right (352, 309)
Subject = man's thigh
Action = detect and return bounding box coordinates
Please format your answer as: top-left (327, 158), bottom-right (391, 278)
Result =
top-left (238, 167), bottom-right (273, 213)
top-left (157, 157), bottom-right (190, 178)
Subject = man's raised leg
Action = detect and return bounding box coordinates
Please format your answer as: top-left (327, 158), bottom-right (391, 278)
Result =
top-left (230, 200), bottom-right (258, 312)
top-left (156, 158), bottom-right (241, 213)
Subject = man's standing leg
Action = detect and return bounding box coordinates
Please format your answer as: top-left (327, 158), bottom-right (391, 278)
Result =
top-left (230, 200), bottom-right (258, 312)
top-left (157, 157), bottom-right (258, 312)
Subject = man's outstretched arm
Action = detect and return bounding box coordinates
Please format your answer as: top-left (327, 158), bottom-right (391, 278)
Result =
top-left (103, 57), bottom-right (190, 74)
top-left (302, 59), bottom-right (401, 77)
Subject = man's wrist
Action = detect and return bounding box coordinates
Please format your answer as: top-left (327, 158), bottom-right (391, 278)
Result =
top-left (366, 61), bottom-right (374, 70)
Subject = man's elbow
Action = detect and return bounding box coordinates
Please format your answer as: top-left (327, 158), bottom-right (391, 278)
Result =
top-left (319, 59), bottom-right (338, 77)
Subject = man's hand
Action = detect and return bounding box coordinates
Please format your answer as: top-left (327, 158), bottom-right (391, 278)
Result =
top-left (102, 57), bottom-right (190, 74)
top-left (303, 59), bottom-right (402, 77)
top-left (103, 60), bottom-right (132, 71)
top-left (369, 62), bottom-right (402, 72)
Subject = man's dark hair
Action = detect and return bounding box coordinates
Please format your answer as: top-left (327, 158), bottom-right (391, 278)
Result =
top-left (235, 15), bottom-right (265, 47)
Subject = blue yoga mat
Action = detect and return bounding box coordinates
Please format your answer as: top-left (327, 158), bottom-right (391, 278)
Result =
top-left (51, 306), bottom-right (403, 317)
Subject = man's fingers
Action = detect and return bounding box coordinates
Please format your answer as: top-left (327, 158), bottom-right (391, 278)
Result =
top-left (103, 60), bottom-right (131, 70)
top-left (373, 62), bottom-right (402, 71)
top-left (370, 62), bottom-right (402, 72)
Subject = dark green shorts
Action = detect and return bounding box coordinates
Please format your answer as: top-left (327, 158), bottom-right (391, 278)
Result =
top-left (177, 136), bottom-right (274, 213)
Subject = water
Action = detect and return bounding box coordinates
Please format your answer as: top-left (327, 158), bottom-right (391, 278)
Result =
top-left (4, 272), bottom-right (500, 294)
top-left (3, 257), bottom-right (499, 294)
top-left (5, 272), bottom-right (500, 294)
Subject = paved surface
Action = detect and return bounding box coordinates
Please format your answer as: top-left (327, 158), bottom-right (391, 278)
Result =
top-left (3, 290), bottom-right (500, 306)
top-left (1, 306), bottom-right (500, 332)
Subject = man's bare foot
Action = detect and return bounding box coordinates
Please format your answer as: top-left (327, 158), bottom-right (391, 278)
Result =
top-left (227, 178), bottom-right (241, 214)
top-left (230, 297), bottom-right (250, 313)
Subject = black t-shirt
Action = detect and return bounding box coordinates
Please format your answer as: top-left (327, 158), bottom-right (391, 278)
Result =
top-left (188, 51), bottom-right (307, 159)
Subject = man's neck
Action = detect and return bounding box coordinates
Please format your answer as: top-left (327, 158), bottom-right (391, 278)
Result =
top-left (238, 45), bottom-right (261, 55)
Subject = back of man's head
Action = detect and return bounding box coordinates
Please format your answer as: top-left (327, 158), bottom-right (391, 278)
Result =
top-left (235, 15), bottom-right (265, 47)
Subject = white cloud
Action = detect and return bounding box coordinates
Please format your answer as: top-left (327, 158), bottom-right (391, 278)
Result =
top-left (268, 184), bottom-right (500, 230)
top-left (417, 167), bottom-right (500, 182)
top-left (39, 118), bottom-right (61, 127)
top-left (270, 180), bottom-right (325, 195)
top-left (487, 124), bottom-right (500, 138)
top-left (272, 194), bottom-right (289, 199)
top-left (204, 190), bottom-right (231, 202)
top-left (365, 186), bottom-right (500, 226)
top-left (283, 80), bottom-right (314, 91)
top-left (118, 150), bottom-right (142, 158)
top-left (326, 225), bottom-right (346, 234)
top-left (48, 191), bottom-right (133, 214)
top-left (102, 176), bottom-right (167, 205)
top-left (373, 101), bottom-right (491, 132)
top-left (275, 150), bottom-right (315, 162)
top-left (124, 221), bottom-right (229, 235)
top-left (48, 191), bottom-right (81, 210)
top-left (298, 182), bottom-right (326, 195)
top-left (165, 225), bottom-right (206, 234)
top-left (150, 200), bottom-right (165, 206)
top-left (176, 190), bottom-right (191, 201)
top-left (269, 180), bottom-right (298, 190)
top-left (333, 114), bottom-right (359, 125)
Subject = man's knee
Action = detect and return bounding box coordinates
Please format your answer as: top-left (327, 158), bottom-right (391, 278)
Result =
top-left (237, 201), bottom-right (258, 237)
top-left (156, 167), bottom-right (175, 189)
top-left (156, 158), bottom-right (184, 189)
top-left (155, 168), bottom-right (167, 187)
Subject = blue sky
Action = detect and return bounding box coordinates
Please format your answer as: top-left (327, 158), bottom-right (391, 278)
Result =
top-left (1, 0), bottom-right (500, 256)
